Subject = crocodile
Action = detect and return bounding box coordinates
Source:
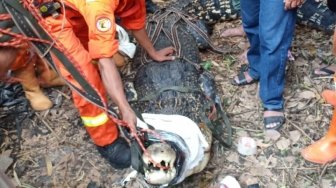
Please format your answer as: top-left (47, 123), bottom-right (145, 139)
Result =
top-left (124, 8), bottom-right (231, 186)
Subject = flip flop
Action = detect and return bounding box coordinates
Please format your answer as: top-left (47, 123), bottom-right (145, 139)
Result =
top-left (230, 71), bottom-right (258, 86)
top-left (263, 109), bottom-right (285, 131)
top-left (263, 116), bottom-right (285, 130)
top-left (231, 65), bottom-right (258, 86)
top-left (312, 65), bottom-right (335, 77)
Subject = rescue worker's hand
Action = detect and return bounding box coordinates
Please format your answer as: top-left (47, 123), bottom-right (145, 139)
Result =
top-left (150, 46), bottom-right (175, 62)
top-left (284, 0), bottom-right (303, 10)
top-left (131, 28), bottom-right (175, 62)
top-left (120, 106), bottom-right (137, 134)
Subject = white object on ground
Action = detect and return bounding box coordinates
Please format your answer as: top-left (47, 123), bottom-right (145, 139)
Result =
top-left (237, 136), bottom-right (257, 156)
top-left (220, 176), bottom-right (241, 188)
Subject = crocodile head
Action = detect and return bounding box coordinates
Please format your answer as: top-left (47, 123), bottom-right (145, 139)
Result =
top-left (142, 142), bottom-right (177, 185)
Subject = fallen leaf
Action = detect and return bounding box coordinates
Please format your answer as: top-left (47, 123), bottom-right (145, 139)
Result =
top-left (0, 155), bottom-right (13, 172)
top-left (256, 139), bottom-right (272, 148)
top-left (289, 130), bottom-right (301, 144)
top-left (265, 130), bottom-right (281, 141)
top-left (298, 90), bottom-right (316, 99)
top-left (276, 138), bottom-right (291, 150)
top-left (226, 152), bottom-right (239, 163)
top-left (45, 155), bottom-right (53, 176)
top-left (249, 167), bottom-right (272, 176)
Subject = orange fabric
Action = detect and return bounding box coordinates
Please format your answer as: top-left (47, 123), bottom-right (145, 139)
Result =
top-left (3, 1), bottom-right (145, 137)
top-left (40, 0), bottom-right (146, 146)
top-left (44, 15), bottom-right (119, 147)
top-left (61, 0), bottom-right (146, 59)
top-left (9, 45), bottom-right (30, 71)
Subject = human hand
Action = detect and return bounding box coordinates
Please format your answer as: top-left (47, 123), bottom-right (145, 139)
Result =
top-left (284, 0), bottom-right (304, 10)
top-left (150, 46), bottom-right (175, 62)
top-left (120, 107), bottom-right (137, 134)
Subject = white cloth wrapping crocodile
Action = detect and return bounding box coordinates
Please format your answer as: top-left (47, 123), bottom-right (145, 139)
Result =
top-left (137, 113), bottom-right (209, 182)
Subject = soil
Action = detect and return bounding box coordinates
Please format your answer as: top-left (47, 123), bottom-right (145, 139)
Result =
top-left (1, 10), bottom-right (336, 188)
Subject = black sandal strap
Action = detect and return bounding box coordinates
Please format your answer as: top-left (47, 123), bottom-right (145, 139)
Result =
top-left (263, 116), bottom-right (285, 130)
top-left (319, 66), bottom-right (335, 75)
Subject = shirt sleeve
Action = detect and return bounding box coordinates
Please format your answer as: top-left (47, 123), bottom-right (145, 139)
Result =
top-left (83, 0), bottom-right (119, 59)
top-left (119, 0), bottom-right (146, 30)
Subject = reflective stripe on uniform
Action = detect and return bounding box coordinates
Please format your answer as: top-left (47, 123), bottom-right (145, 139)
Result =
top-left (81, 112), bottom-right (109, 127)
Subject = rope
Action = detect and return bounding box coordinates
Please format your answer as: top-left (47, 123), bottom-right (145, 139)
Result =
top-left (18, 0), bottom-right (170, 171)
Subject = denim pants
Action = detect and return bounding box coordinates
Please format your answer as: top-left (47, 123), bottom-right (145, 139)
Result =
top-left (240, 0), bottom-right (297, 110)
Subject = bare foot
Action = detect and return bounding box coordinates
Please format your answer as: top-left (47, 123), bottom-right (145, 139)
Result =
top-left (234, 71), bottom-right (253, 83)
top-left (220, 25), bottom-right (245, 37)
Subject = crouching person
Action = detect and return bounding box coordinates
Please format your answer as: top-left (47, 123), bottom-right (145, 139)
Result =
top-left (25, 0), bottom-right (175, 169)
top-left (0, 0), bottom-right (64, 111)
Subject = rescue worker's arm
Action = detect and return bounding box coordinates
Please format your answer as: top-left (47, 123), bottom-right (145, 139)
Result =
top-left (131, 28), bottom-right (175, 62)
top-left (97, 57), bottom-right (137, 132)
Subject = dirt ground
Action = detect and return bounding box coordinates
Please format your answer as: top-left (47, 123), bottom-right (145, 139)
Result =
top-left (1, 13), bottom-right (336, 188)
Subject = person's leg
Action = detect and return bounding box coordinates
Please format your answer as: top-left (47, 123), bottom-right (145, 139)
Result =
top-left (44, 13), bottom-right (131, 169)
top-left (12, 51), bottom-right (53, 111)
top-left (233, 0), bottom-right (260, 84)
top-left (258, 0), bottom-right (296, 128)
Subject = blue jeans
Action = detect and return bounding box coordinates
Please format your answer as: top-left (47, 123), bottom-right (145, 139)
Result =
top-left (240, 0), bottom-right (297, 110)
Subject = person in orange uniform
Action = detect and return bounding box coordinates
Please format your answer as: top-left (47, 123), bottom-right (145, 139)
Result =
top-left (0, 45), bottom-right (64, 111)
top-left (34, 0), bottom-right (175, 169)
top-left (301, 0), bottom-right (336, 164)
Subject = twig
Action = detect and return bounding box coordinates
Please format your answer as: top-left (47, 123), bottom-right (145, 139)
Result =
top-left (318, 162), bottom-right (330, 185)
top-left (312, 76), bottom-right (333, 80)
top-left (286, 118), bottom-right (314, 142)
top-left (52, 88), bottom-right (71, 100)
top-left (228, 109), bottom-right (255, 116)
top-left (274, 167), bottom-right (319, 170)
top-left (35, 112), bottom-right (61, 141)
top-left (231, 125), bottom-right (262, 133)
top-left (87, 159), bottom-right (99, 170)
top-left (299, 173), bottom-right (318, 186)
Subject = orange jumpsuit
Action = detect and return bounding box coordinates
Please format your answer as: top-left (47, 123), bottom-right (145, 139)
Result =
top-left (42, 0), bottom-right (146, 146)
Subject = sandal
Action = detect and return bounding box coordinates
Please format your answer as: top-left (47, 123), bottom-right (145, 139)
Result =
top-left (263, 109), bottom-right (285, 131)
top-left (231, 71), bottom-right (258, 86)
top-left (312, 65), bottom-right (336, 77)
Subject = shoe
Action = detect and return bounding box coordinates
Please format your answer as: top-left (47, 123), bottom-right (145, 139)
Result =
top-left (312, 65), bottom-right (335, 77)
top-left (321, 89), bottom-right (336, 106)
top-left (263, 109), bottom-right (285, 131)
top-left (231, 71), bottom-right (258, 86)
top-left (13, 56), bottom-right (53, 111)
top-left (301, 109), bottom-right (336, 164)
top-left (97, 137), bottom-right (131, 169)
